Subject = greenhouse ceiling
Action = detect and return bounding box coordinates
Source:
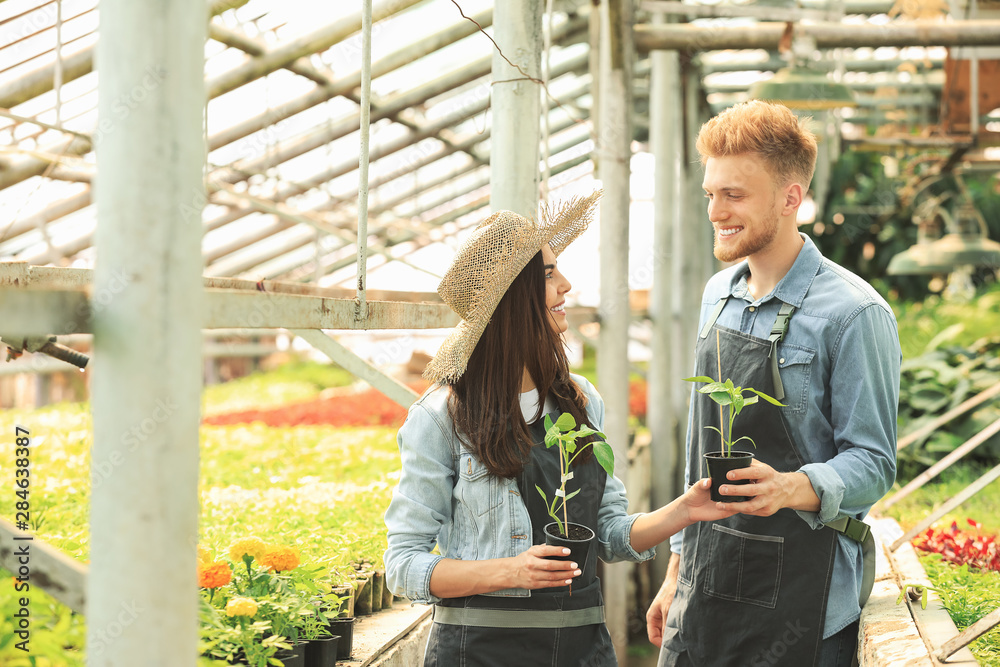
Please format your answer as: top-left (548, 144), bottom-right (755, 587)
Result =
top-left (1, 0), bottom-right (996, 292)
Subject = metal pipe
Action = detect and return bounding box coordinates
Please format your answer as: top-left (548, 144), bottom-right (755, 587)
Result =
top-left (90, 0), bottom-right (205, 664)
top-left (598, 0), bottom-right (633, 660)
top-left (356, 0), bottom-right (373, 319)
top-left (647, 10), bottom-right (682, 589)
top-left (635, 19), bottom-right (1000, 51)
top-left (490, 0), bottom-right (543, 215)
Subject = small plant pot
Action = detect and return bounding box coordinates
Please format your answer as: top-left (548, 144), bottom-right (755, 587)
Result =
top-left (704, 451), bottom-right (755, 502)
top-left (354, 576), bottom-right (373, 616)
top-left (543, 521), bottom-right (595, 589)
top-left (273, 647), bottom-right (305, 667)
top-left (381, 573), bottom-right (394, 609)
top-left (304, 635), bottom-right (339, 667)
top-left (332, 584), bottom-right (355, 618)
top-left (328, 617), bottom-right (355, 660)
top-left (371, 571), bottom-right (384, 612)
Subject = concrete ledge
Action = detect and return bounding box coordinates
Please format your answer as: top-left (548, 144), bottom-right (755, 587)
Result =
top-left (339, 601), bottom-right (431, 666)
top-left (860, 517), bottom-right (979, 666)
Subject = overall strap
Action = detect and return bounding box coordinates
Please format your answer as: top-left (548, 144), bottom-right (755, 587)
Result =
top-left (767, 302), bottom-right (796, 401)
top-left (699, 297), bottom-right (730, 339)
top-left (826, 517), bottom-right (876, 607)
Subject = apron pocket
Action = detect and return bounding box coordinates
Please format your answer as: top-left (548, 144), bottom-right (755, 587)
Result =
top-left (703, 524), bottom-right (783, 609)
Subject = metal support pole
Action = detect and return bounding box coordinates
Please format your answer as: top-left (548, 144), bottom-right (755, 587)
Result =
top-left (490, 0), bottom-right (542, 215)
top-left (598, 0), bottom-right (633, 661)
top-left (356, 0), bottom-right (372, 319)
top-left (90, 0), bottom-right (205, 664)
top-left (647, 10), bottom-right (683, 589)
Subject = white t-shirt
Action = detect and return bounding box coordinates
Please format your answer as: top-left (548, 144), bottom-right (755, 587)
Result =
top-left (519, 387), bottom-right (557, 424)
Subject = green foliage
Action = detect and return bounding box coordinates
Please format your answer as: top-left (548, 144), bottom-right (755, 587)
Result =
top-left (683, 376), bottom-right (784, 457)
top-left (919, 554), bottom-right (1000, 665)
top-left (0, 575), bottom-right (85, 666)
top-left (880, 463), bottom-right (1000, 536)
top-left (203, 361), bottom-right (354, 416)
top-left (536, 412), bottom-right (614, 536)
top-left (894, 334), bottom-right (1000, 480)
top-left (892, 283), bottom-right (1000, 359)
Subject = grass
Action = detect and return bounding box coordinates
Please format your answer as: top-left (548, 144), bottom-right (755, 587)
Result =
top-left (920, 554), bottom-right (1000, 665)
top-left (202, 360), bottom-right (355, 416)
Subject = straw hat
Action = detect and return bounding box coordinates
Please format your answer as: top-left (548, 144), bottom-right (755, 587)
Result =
top-left (424, 190), bottom-right (602, 384)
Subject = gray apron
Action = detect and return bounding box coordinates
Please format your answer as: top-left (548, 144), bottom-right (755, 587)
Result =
top-left (659, 299), bottom-right (837, 667)
top-left (424, 412), bottom-right (615, 667)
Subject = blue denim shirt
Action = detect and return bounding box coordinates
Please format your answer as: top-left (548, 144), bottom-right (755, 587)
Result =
top-left (669, 234), bottom-right (900, 638)
top-left (385, 373), bottom-right (655, 605)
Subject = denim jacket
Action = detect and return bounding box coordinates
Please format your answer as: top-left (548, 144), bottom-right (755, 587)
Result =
top-left (384, 373), bottom-right (654, 605)
top-left (669, 234), bottom-right (900, 638)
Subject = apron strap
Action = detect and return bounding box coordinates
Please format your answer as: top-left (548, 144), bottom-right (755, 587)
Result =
top-left (699, 297), bottom-right (729, 339)
top-left (767, 302), bottom-right (796, 402)
top-left (433, 604), bottom-right (606, 629)
top-left (826, 517), bottom-right (876, 608)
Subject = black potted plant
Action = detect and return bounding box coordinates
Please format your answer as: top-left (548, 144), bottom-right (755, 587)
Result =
top-left (683, 373), bottom-right (784, 502)
top-left (534, 412), bottom-right (616, 594)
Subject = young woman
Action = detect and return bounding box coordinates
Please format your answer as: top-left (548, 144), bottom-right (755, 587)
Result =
top-left (384, 191), bottom-right (733, 666)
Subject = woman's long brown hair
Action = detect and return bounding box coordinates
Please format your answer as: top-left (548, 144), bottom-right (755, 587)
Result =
top-left (447, 251), bottom-right (596, 478)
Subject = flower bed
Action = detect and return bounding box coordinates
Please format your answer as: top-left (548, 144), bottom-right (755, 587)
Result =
top-left (0, 401), bottom-right (400, 665)
top-left (203, 383), bottom-right (427, 428)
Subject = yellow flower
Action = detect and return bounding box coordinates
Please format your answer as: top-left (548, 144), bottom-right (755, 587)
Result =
top-left (197, 545), bottom-right (213, 565)
top-left (198, 561), bottom-right (232, 589)
top-left (225, 597), bottom-right (258, 618)
top-left (228, 537), bottom-right (267, 563)
top-left (258, 545), bottom-right (301, 573)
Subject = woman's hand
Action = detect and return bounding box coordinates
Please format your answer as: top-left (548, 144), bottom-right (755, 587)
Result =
top-left (683, 477), bottom-right (738, 524)
top-left (505, 544), bottom-right (581, 590)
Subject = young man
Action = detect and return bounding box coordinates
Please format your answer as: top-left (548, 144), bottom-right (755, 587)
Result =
top-left (646, 101), bottom-right (900, 667)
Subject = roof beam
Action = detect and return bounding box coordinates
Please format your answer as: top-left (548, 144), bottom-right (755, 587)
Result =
top-left (207, 7), bottom-right (495, 150)
top-left (206, 0), bottom-right (425, 99)
top-left (635, 20), bottom-right (1000, 51)
top-left (0, 0), bottom-right (249, 110)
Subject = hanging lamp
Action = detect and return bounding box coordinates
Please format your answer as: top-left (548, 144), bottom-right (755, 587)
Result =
top-left (748, 25), bottom-right (857, 110)
top-left (887, 199), bottom-right (1000, 275)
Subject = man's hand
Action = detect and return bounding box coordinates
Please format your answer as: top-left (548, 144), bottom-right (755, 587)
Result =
top-left (646, 553), bottom-right (680, 647)
top-left (716, 459), bottom-right (820, 515)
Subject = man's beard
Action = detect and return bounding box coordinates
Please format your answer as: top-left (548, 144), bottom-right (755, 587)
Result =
top-left (713, 209), bottom-right (781, 263)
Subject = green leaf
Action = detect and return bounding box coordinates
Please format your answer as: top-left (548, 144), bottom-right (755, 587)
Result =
top-left (708, 391), bottom-right (733, 405)
top-left (697, 381), bottom-right (728, 393)
top-left (564, 489), bottom-right (581, 502)
top-left (565, 438), bottom-right (578, 454)
top-left (554, 412), bottom-right (576, 431)
top-left (592, 441), bottom-right (616, 478)
top-left (544, 414), bottom-right (554, 431)
top-left (684, 375), bottom-right (717, 384)
top-left (724, 379), bottom-right (735, 390)
top-left (575, 425), bottom-right (599, 438)
top-left (748, 388), bottom-right (786, 406)
top-left (732, 393), bottom-right (745, 413)
top-left (732, 435), bottom-right (757, 449)
top-left (743, 395), bottom-right (759, 407)
top-left (535, 485), bottom-right (548, 506)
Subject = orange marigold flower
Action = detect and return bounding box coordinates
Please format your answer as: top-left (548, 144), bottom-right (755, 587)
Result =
top-left (198, 560), bottom-right (232, 589)
top-left (258, 545), bottom-right (301, 572)
top-left (228, 537), bottom-right (266, 563)
top-left (225, 597), bottom-right (258, 618)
